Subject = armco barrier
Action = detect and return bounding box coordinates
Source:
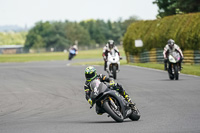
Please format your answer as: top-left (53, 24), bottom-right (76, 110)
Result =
top-left (194, 50), bottom-right (200, 64)
top-left (127, 50), bottom-right (200, 64)
top-left (140, 51), bottom-right (149, 63)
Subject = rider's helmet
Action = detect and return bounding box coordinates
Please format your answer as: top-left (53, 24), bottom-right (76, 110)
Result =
top-left (108, 40), bottom-right (114, 49)
top-left (167, 39), bottom-right (175, 49)
top-left (85, 66), bottom-right (97, 81)
top-left (72, 45), bottom-right (78, 50)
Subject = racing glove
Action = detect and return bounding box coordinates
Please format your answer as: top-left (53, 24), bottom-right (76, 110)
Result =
top-left (88, 98), bottom-right (93, 106)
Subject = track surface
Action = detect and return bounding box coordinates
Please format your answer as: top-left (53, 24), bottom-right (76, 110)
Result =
top-left (0, 60), bottom-right (200, 133)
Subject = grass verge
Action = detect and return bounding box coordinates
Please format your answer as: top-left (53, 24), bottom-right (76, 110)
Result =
top-left (0, 47), bottom-right (125, 63)
top-left (0, 47), bottom-right (199, 76)
top-left (128, 63), bottom-right (200, 76)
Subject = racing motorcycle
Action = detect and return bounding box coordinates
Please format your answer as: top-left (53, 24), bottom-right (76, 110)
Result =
top-left (89, 79), bottom-right (140, 122)
top-left (68, 48), bottom-right (77, 60)
top-left (167, 51), bottom-right (181, 80)
top-left (106, 49), bottom-right (121, 79)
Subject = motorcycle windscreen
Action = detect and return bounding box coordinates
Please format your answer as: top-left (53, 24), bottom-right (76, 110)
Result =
top-left (110, 49), bottom-right (117, 56)
top-left (69, 49), bottom-right (76, 54)
top-left (90, 79), bottom-right (107, 99)
top-left (170, 51), bottom-right (180, 62)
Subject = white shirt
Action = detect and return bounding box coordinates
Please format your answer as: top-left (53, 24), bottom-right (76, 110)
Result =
top-left (163, 44), bottom-right (183, 58)
top-left (103, 44), bottom-right (119, 54)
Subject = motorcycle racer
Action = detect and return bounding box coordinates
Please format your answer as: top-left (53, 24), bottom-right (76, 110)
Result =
top-left (84, 66), bottom-right (136, 114)
top-left (68, 44), bottom-right (78, 60)
top-left (163, 39), bottom-right (184, 71)
top-left (102, 40), bottom-right (120, 71)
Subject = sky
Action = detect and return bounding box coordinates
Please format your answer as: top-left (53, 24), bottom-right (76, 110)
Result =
top-left (0, 0), bottom-right (158, 27)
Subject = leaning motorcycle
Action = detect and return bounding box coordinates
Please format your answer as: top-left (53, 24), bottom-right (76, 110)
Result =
top-left (89, 79), bottom-right (140, 122)
top-left (167, 51), bottom-right (181, 80)
top-left (68, 49), bottom-right (76, 60)
top-left (106, 49), bottom-right (121, 79)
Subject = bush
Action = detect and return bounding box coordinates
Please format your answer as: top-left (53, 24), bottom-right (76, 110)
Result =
top-left (123, 13), bottom-right (200, 55)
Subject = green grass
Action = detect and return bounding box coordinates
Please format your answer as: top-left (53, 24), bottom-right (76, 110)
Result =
top-left (0, 46), bottom-right (125, 62)
top-left (128, 63), bottom-right (200, 76)
top-left (0, 52), bottom-right (68, 62)
top-left (0, 47), bottom-right (199, 76)
top-left (0, 49), bottom-right (103, 63)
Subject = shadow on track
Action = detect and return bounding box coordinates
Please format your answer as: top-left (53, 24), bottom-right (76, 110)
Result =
top-left (65, 120), bottom-right (133, 124)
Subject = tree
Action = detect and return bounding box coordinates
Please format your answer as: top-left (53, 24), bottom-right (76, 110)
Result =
top-left (25, 21), bottom-right (70, 51)
top-left (46, 22), bottom-right (70, 51)
top-left (153, 0), bottom-right (178, 18)
top-left (178, 0), bottom-right (200, 13)
top-left (25, 21), bottom-right (52, 50)
top-left (65, 22), bottom-right (91, 47)
top-left (153, 0), bottom-right (200, 18)
top-left (80, 19), bottom-right (106, 45)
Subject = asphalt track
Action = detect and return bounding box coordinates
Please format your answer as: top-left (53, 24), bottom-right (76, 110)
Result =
top-left (0, 59), bottom-right (200, 133)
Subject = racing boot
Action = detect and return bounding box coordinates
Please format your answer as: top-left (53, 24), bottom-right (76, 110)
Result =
top-left (120, 90), bottom-right (137, 111)
top-left (116, 84), bottom-right (137, 111)
top-left (164, 59), bottom-right (168, 71)
top-left (164, 63), bottom-right (168, 71)
top-left (104, 61), bottom-right (107, 71)
top-left (124, 95), bottom-right (137, 111)
top-left (96, 105), bottom-right (104, 115)
top-left (179, 63), bottom-right (183, 71)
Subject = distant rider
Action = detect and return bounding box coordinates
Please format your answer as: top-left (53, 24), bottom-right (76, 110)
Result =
top-left (163, 39), bottom-right (184, 71)
top-left (68, 44), bottom-right (78, 60)
top-left (84, 66), bottom-right (136, 114)
top-left (102, 40), bottom-right (120, 71)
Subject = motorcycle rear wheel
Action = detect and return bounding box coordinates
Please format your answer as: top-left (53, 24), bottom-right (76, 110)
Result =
top-left (129, 108), bottom-right (140, 121)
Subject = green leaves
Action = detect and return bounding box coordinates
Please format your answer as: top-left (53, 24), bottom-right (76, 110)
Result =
top-left (24, 17), bottom-right (139, 51)
top-left (0, 32), bottom-right (27, 45)
top-left (123, 13), bottom-right (200, 55)
top-left (153, 0), bottom-right (200, 18)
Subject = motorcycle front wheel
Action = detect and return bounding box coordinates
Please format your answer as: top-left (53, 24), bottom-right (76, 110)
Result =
top-left (103, 100), bottom-right (124, 122)
top-left (174, 65), bottom-right (179, 80)
top-left (168, 65), bottom-right (174, 80)
top-left (113, 65), bottom-right (117, 79)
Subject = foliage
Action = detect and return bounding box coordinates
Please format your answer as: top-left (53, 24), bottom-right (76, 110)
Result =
top-left (65, 22), bottom-right (91, 47)
top-left (2, 16), bottom-right (139, 51)
top-left (153, 0), bottom-right (200, 18)
top-left (80, 19), bottom-right (112, 46)
top-left (24, 21), bottom-right (70, 51)
top-left (123, 12), bottom-right (200, 55)
top-left (0, 32), bottom-right (27, 45)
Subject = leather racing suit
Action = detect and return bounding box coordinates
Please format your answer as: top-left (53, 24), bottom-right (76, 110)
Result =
top-left (84, 74), bottom-right (134, 114)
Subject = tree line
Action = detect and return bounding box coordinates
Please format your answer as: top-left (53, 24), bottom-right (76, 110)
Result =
top-left (153, 0), bottom-right (200, 18)
top-left (24, 17), bottom-right (138, 52)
